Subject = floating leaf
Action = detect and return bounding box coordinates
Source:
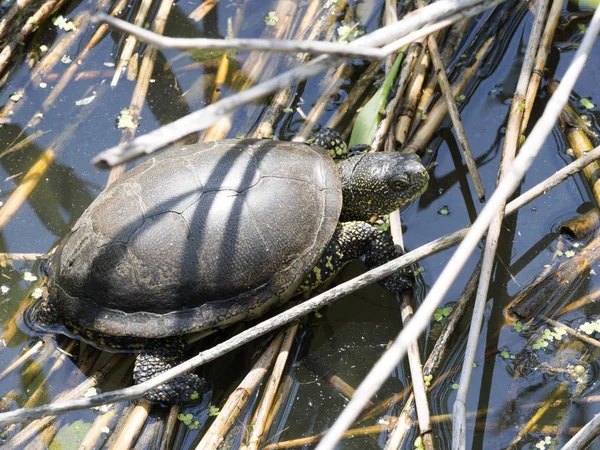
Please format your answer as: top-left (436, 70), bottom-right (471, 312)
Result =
top-left (438, 206), bottom-right (450, 215)
top-left (349, 54), bottom-right (404, 148)
top-left (414, 435), bottom-right (424, 449)
top-left (53, 15), bottom-right (76, 31)
top-left (23, 271), bottom-right (37, 282)
top-left (423, 375), bottom-right (432, 387)
top-left (117, 108), bottom-right (136, 129)
top-left (565, 250), bottom-right (575, 258)
top-left (336, 23), bottom-right (364, 43)
top-left (209, 405), bottom-right (220, 416)
top-left (580, 98), bottom-right (595, 109)
top-left (263, 11), bottom-right (278, 26)
top-left (178, 413), bottom-right (193, 425)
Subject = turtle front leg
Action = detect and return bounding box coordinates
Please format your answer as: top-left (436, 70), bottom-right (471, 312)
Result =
top-left (133, 336), bottom-right (208, 404)
top-left (297, 221), bottom-right (412, 294)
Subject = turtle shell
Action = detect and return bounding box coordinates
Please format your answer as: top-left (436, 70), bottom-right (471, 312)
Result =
top-left (50, 139), bottom-right (342, 339)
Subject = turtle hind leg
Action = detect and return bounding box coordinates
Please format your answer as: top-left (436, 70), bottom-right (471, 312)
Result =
top-left (133, 336), bottom-right (208, 404)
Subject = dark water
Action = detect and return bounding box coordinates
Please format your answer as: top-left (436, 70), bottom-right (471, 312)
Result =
top-left (1, 0), bottom-right (600, 449)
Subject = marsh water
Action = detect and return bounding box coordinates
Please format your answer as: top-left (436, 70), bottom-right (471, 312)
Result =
top-left (1, 0), bottom-right (600, 449)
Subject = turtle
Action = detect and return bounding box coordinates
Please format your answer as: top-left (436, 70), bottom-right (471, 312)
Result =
top-left (29, 129), bottom-right (429, 404)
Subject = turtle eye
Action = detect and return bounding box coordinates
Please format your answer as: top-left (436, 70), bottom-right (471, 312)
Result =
top-left (390, 175), bottom-right (409, 191)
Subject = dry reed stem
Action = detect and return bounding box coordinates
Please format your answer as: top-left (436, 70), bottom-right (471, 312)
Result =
top-left (6, 141), bottom-right (600, 426)
top-left (0, 68), bottom-right (102, 230)
top-left (20, 337), bottom-right (57, 382)
top-left (210, 52), bottom-right (231, 104)
top-left (78, 403), bottom-right (124, 450)
top-left (382, 6), bottom-right (430, 445)
top-left (26, 0), bottom-right (129, 130)
top-left (110, 0), bottom-right (154, 87)
top-left (0, 130), bottom-right (47, 159)
top-left (158, 405), bottom-right (179, 450)
top-left (262, 373), bottom-right (293, 439)
top-left (78, 369), bottom-right (132, 450)
top-left (263, 419), bottom-right (399, 449)
top-left (396, 48), bottom-right (429, 143)
top-left (520, 0), bottom-right (564, 133)
top-left (108, 400), bottom-right (152, 450)
top-left (189, 0), bottom-right (220, 22)
top-left (196, 333), bottom-right (284, 449)
top-left (383, 262), bottom-right (482, 448)
top-left (452, 1), bottom-right (549, 444)
top-left (296, 0), bottom-right (325, 38)
top-left (558, 287), bottom-right (600, 317)
top-left (412, 18), bottom-right (471, 129)
top-left (0, 150), bottom-right (55, 229)
top-left (421, 12), bottom-right (485, 200)
top-left (294, 65), bottom-right (346, 140)
top-left (561, 115), bottom-right (600, 208)
top-left (562, 416), bottom-right (600, 449)
top-left (102, 6), bottom-right (388, 59)
top-left (31, 10), bottom-right (93, 84)
top-left (543, 316), bottom-right (600, 350)
top-left (95, 0), bottom-right (496, 168)
top-left (325, 60), bottom-right (381, 132)
top-left (259, 0), bottom-right (350, 139)
top-left (23, 339), bottom-right (78, 410)
top-left (319, 5), bottom-right (600, 446)
top-left (508, 383), bottom-right (568, 448)
top-left (4, 339), bottom-right (78, 447)
top-left (205, 0), bottom-right (299, 141)
top-left (0, 0), bottom-right (67, 75)
top-left (0, 340), bottom-right (43, 383)
top-left (0, 0), bottom-right (35, 40)
top-left (246, 324), bottom-right (298, 450)
top-left (107, 0), bottom-right (175, 184)
top-left (371, 42), bottom-right (422, 153)
top-left (399, 291), bottom-right (433, 450)
top-left (404, 38), bottom-right (493, 154)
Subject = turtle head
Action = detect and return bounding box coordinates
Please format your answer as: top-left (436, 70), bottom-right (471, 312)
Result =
top-left (339, 152), bottom-right (429, 221)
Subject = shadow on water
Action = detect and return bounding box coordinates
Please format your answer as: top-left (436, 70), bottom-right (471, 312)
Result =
top-left (0, 123), bottom-right (97, 241)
